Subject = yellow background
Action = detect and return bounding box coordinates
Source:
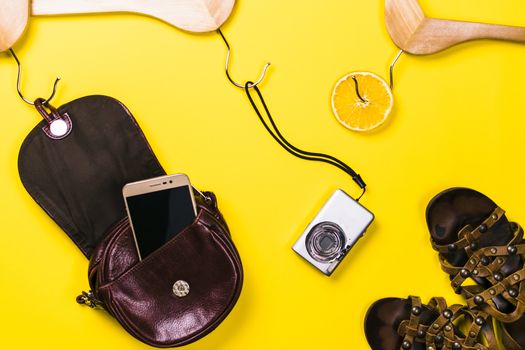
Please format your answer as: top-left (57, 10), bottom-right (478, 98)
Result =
top-left (1, 1), bottom-right (525, 349)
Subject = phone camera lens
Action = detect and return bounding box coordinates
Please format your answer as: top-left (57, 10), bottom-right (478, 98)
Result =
top-left (305, 222), bottom-right (346, 263)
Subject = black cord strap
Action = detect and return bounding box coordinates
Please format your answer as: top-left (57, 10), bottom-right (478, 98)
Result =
top-left (244, 82), bottom-right (366, 200)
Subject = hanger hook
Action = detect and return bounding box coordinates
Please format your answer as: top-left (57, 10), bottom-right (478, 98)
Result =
top-left (389, 50), bottom-right (404, 90)
top-left (216, 29), bottom-right (271, 89)
top-left (9, 48), bottom-right (61, 106)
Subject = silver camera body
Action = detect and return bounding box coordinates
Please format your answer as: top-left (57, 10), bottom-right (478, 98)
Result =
top-left (292, 189), bottom-right (374, 276)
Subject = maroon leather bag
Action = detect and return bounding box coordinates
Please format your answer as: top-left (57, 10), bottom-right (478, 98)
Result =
top-left (86, 192), bottom-right (243, 347)
top-left (18, 95), bottom-right (243, 347)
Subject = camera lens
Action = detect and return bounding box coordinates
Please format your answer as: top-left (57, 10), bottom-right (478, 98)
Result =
top-left (305, 222), bottom-right (346, 263)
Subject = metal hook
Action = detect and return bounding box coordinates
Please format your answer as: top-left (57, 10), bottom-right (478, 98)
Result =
top-left (389, 50), bottom-right (404, 90)
top-left (216, 29), bottom-right (271, 89)
top-left (9, 48), bottom-right (61, 106)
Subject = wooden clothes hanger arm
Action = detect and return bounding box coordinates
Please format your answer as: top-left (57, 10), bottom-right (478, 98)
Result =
top-left (386, 0), bottom-right (525, 55)
top-left (0, 1), bottom-right (28, 52)
top-left (406, 18), bottom-right (525, 55)
top-left (31, 0), bottom-right (236, 33)
top-left (31, 0), bottom-right (141, 16)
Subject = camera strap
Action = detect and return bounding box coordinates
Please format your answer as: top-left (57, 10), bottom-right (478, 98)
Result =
top-left (244, 82), bottom-right (367, 200)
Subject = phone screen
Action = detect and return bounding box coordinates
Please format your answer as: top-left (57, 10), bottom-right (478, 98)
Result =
top-left (126, 186), bottom-right (196, 259)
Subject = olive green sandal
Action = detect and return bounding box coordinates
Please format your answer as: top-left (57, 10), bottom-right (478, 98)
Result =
top-left (427, 188), bottom-right (525, 349)
top-left (365, 296), bottom-right (497, 350)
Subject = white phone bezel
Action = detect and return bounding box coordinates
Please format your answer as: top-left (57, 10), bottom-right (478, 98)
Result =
top-left (122, 174), bottom-right (197, 261)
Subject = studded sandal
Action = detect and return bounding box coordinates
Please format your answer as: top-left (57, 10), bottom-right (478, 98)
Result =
top-left (426, 187), bottom-right (525, 349)
top-left (364, 296), bottom-right (497, 350)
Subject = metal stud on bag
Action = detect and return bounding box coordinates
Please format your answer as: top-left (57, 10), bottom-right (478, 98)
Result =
top-left (173, 280), bottom-right (190, 297)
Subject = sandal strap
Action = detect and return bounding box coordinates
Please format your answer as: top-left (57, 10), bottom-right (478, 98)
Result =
top-left (431, 207), bottom-right (505, 253)
top-left (398, 296), bottom-right (423, 348)
top-left (407, 295), bottom-right (422, 333)
top-left (436, 215), bottom-right (525, 322)
top-left (427, 296), bottom-right (448, 311)
top-left (425, 304), bottom-right (463, 338)
top-left (397, 298), bottom-right (495, 350)
top-left (461, 310), bottom-right (494, 348)
top-left (447, 225), bottom-right (524, 292)
top-left (465, 267), bottom-right (525, 322)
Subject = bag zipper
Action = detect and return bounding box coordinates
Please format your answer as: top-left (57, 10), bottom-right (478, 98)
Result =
top-left (76, 290), bottom-right (103, 308)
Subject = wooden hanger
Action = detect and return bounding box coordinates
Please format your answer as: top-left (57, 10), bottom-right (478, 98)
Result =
top-left (0, 0), bottom-right (236, 52)
top-left (385, 0), bottom-right (525, 55)
top-left (0, 1), bottom-right (28, 52)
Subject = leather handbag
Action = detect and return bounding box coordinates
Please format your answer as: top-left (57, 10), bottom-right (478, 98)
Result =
top-left (18, 95), bottom-right (243, 347)
top-left (85, 191), bottom-right (243, 347)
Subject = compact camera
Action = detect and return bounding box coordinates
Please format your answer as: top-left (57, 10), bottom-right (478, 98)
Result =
top-left (292, 189), bottom-right (374, 276)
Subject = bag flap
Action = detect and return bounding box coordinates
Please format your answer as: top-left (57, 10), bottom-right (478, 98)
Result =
top-left (18, 95), bottom-right (165, 257)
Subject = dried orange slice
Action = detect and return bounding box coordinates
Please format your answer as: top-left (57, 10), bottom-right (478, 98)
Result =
top-left (331, 72), bottom-right (393, 131)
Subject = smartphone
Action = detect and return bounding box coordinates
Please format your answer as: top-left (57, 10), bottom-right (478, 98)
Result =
top-left (123, 174), bottom-right (197, 260)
